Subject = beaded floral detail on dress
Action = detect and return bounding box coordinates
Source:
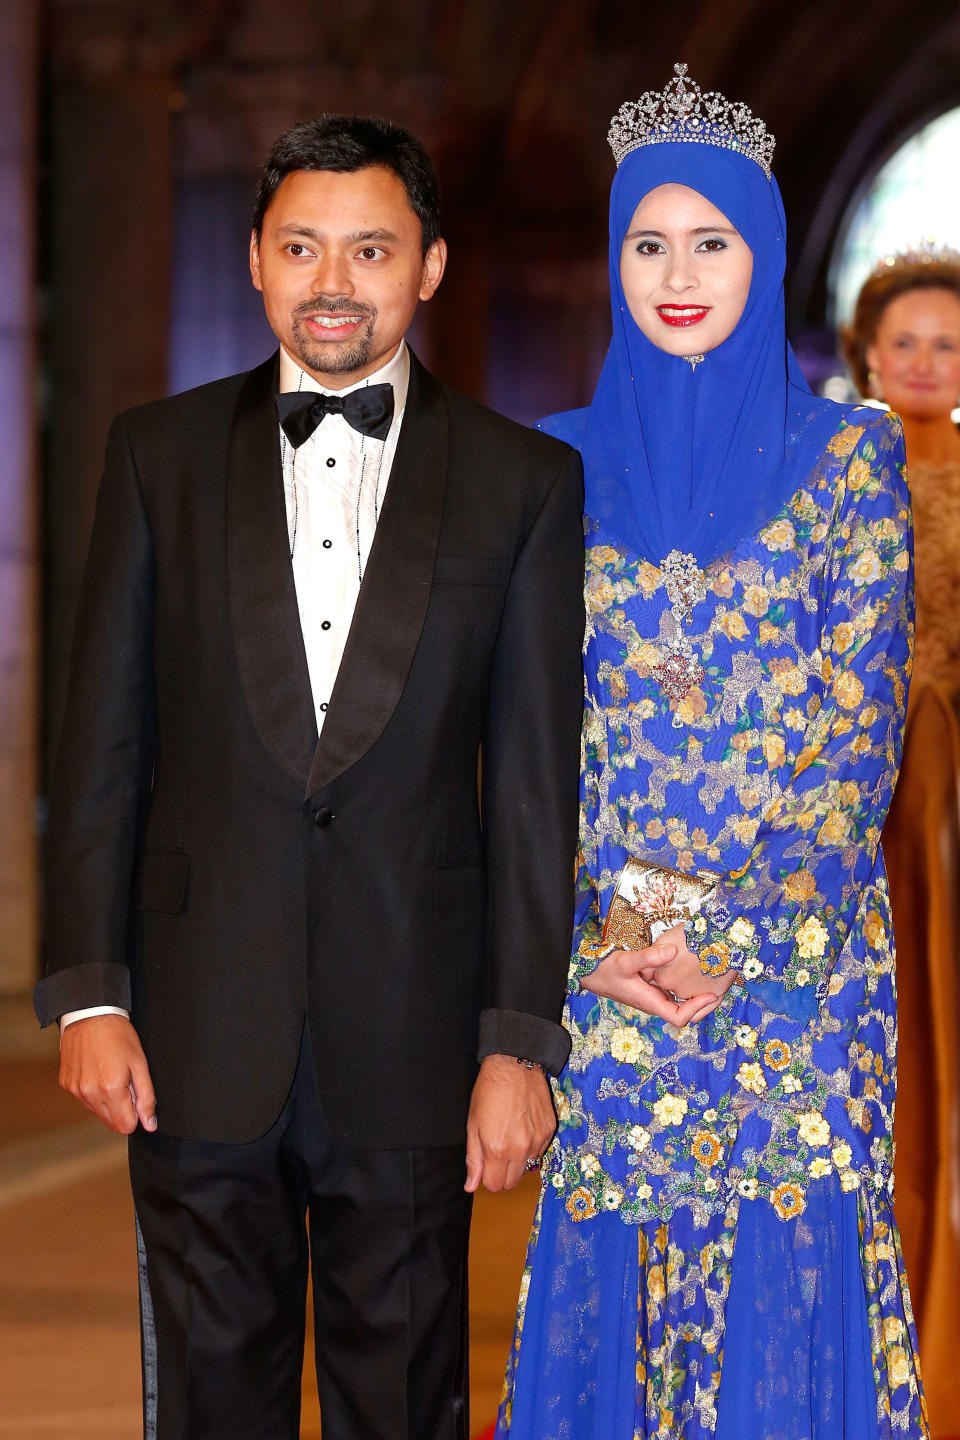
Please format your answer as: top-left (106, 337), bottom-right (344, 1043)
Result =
top-left (558, 407), bottom-right (914, 1229)
top-left (498, 407), bottom-right (928, 1440)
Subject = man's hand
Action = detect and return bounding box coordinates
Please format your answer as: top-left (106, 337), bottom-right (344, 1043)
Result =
top-left (464, 1054), bottom-right (556, 1195)
top-left (58, 1014), bottom-right (157, 1135)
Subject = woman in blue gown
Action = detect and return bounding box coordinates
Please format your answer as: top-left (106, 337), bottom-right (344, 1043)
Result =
top-left (496, 65), bottom-right (928, 1440)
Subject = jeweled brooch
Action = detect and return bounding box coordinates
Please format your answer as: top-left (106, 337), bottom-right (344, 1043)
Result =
top-left (654, 549), bottom-right (707, 719)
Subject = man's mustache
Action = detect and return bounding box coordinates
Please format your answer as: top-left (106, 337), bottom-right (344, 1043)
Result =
top-left (294, 297), bottom-right (377, 319)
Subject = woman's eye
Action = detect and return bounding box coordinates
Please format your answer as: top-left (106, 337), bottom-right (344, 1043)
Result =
top-left (636, 241), bottom-right (664, 257)
top-left (698, 237), bottom-right (727, 253)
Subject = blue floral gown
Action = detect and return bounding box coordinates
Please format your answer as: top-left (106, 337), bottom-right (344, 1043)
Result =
top-left (497, 409), bottom-right (928, 1439)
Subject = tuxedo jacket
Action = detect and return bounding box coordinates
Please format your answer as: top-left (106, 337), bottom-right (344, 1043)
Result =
top-left (35, 351), bottom-right (585, 1147)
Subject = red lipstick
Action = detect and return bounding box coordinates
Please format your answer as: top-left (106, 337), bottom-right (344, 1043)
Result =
top-left (656, 305), bottom-right (710, 328)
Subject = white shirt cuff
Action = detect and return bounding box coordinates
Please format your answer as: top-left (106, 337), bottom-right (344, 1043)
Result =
top-left (59, 1005), bottom-right (130, 1032)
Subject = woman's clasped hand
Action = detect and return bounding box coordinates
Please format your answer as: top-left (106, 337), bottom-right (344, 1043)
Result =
top-left (581, 924), bottom-right (734, 1025)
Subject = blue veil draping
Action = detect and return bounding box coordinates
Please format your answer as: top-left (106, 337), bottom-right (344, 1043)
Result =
top-left (541, 141), bottom-right (844, 567)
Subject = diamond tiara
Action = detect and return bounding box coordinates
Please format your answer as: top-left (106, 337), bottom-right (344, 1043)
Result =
top-left (871, 239), bottom-right (960, 274)
top-left (608, 63), bottom-right (776, 178)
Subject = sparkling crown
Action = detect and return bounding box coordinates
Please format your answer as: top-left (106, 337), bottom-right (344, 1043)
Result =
top-left (608, 63), bottom-right (775, 178)
top-left (872, 239), bottom-right (960, 274)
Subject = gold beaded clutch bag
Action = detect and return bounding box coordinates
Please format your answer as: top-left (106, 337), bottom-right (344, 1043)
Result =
top-left (602, 857), bottom-right (719, 952)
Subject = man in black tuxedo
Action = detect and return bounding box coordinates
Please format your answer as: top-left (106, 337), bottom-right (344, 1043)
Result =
top-left (34, 115), bottom-right (584, 1439)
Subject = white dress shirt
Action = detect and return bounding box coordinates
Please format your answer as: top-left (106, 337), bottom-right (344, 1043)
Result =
top-left (279, 341), bottom-right (409, 731)
top-left (61, 342), bottom-right (409, 1031)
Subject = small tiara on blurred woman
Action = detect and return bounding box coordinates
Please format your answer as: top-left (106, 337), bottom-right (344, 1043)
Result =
top-left (496, 65), bottom-right (928, 1440)
top-left (843, 248), bottom-right (960, 1437)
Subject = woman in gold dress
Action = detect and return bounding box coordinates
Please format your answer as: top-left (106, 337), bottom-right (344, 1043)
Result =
top-left (844, 251), bottom-right (960, 1437)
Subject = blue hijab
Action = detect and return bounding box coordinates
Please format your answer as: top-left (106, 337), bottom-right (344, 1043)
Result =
top-left (541, 141), bottom-right (845, 567)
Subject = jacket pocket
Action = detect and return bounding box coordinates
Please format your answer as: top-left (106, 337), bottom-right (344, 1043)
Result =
top-left (434, 865), bottom-right (485, 928)
top-left (139, 848), bottom-right (190, 914)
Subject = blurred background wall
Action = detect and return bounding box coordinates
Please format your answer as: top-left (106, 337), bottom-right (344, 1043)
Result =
top-left (3, 0), bottom-right (960, 993)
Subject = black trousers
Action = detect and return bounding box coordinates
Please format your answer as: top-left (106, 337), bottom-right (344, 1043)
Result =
top-left (128, 1035), bottom-right (472, 1440)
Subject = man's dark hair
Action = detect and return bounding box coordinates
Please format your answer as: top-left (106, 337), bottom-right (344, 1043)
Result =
top-left (252, 114), bottom-right (441, 255)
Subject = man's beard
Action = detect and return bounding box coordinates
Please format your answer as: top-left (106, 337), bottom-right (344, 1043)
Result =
top-left (289, 296), bottom-right (378, 376)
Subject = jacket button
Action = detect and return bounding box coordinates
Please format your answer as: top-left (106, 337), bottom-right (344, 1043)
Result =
top-left (313, 806), bottom-right (333, 828)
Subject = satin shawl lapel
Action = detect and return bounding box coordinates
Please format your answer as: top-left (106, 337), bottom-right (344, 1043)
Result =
top-left (306, 353), bottom-right (449, 800)
top-left (227, 353), bottom-right (318, 788)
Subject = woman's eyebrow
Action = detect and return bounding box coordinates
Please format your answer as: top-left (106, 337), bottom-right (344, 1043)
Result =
top-left (623, 224), bottom-right (739, 241)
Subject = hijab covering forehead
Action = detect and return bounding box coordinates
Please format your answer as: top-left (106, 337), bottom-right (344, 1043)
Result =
top-left (557, 140), bottom-right (839, 567)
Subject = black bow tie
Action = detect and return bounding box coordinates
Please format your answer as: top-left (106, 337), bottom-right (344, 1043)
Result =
top-left (276, 383), bottom-right (395, 448)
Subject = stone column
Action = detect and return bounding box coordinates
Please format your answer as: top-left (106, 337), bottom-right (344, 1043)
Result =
top-left (0, 0), bottom-right (40, 993)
